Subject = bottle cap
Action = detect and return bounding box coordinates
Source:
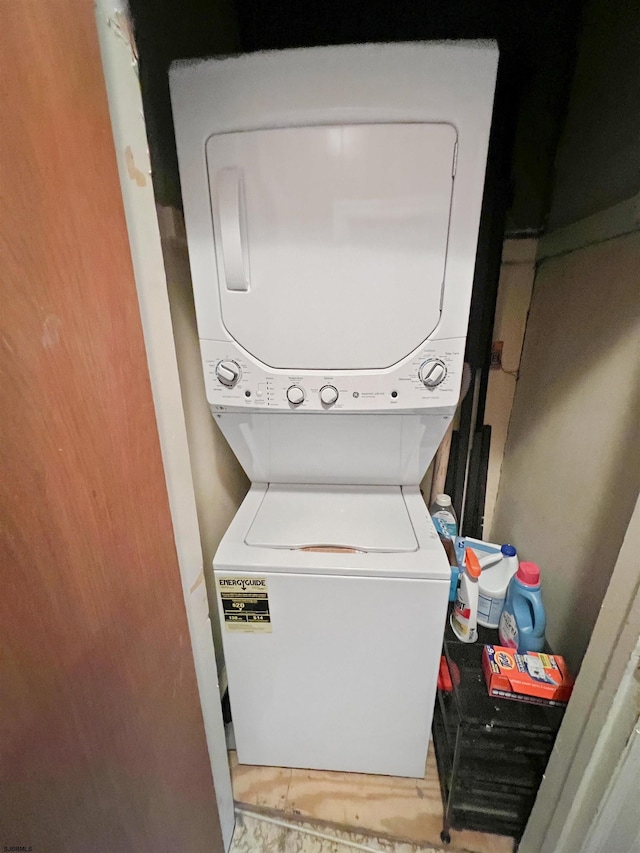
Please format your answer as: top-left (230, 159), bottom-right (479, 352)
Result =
top-left (436, 494), bottom-right (452, 507)
top-left (517, 561), bottom-right (540, 586)
top-left (465, 548), bottom-right (481, 579)
top-left (501, 543), bottom-right (517, 557)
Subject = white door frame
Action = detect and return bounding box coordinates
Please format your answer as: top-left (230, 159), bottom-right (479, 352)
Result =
top-left (95, 2), bottom-right (235, 849)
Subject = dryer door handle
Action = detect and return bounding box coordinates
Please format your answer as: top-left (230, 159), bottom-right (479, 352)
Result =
top-left (216, 167), bottom-right (250, 292)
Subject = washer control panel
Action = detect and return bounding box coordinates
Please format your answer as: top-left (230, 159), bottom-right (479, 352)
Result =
top-left (286, 385), bottom-right (305, 405)
top-left (419, 359), bottom-right (447, 388)
top-left (215, 359), bottom-right (242, 387)
top-left (201, 339), bottom-right (463, 412)
top-left (319, 385), bottom-right (339, 406)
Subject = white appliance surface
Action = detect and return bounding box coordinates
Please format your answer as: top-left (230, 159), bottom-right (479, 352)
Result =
top-left (171, 43), bottom-right (497, 779)
top-left (245, 484), bottom-right (418, 551)
top-left (215, 485), bottom-right (450, 776)
top-left (171, 43), bottom-right (498, 485)
top-left (171, 42), bottom-right (498, 354)
top-left (217, 484), bottom-right (450, 580)
top-left (212, 411), bottom-right (453, 485)
top-left (206, 122), bottom-right (456, 370)
top-left (200, 337), bottom-right (465, 414)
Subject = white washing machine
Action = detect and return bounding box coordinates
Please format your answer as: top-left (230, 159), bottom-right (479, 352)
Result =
top-left (170, 42), bottom-right (497, 777)
top-left (214, 484), bottom-right (450, 776)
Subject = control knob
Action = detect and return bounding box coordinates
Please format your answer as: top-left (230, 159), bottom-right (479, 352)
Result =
top-left (319, 385), bottom-right (339, 405)
top-left (215, 359), bottom-right (241, 387)
top-left (286, 385), bottom-right (305, 406)
top-left (419, 359), bottom-right (447, 388)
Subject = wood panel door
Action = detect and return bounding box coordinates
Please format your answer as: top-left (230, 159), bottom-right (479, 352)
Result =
top-left (0, 3), bottom-right (223, 851)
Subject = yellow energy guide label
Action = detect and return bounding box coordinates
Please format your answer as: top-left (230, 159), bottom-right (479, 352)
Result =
top-left (217, 576), bottom-right (272, 633)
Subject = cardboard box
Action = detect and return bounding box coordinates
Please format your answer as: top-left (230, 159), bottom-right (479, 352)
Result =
top-left (482, 645), bottom-right (574, 706)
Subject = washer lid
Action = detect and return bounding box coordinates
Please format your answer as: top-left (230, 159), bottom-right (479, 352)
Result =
top-left (206, 122), bottom-right (456, 370)
top-left (245, 485), bottom-right (418, 553)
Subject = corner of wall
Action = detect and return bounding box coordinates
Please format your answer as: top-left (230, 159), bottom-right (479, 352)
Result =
top-left (483, 237), bottom-right (537, 537)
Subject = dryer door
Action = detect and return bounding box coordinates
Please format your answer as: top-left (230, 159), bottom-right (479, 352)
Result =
top-left (206, 123), bottom-right (456, 370)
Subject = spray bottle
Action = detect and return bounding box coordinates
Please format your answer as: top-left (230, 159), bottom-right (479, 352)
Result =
top-left (450, 548), bottom-right (481, 643)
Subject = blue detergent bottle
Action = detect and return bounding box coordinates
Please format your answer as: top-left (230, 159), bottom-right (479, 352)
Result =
top-left (498, 561), bottom-right (546, 653)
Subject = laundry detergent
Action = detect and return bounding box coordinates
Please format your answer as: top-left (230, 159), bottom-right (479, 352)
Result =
top-left (499, 561), bottom-right (546, 653)
top-left (450, 549), bottom-right (481, 643)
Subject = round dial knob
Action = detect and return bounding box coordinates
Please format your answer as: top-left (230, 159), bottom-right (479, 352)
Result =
top-left (419, 359), bottom-right (447, 388)
top-left (215, 359), bottom-right (241, 387)
top-left (319, 385), bottom-right (339, 405)
top-left (286, 385), bottom-right (305, 406)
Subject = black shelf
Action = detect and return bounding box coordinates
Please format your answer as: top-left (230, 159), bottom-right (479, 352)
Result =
top-left (432, 639), bottom-right (565, 846)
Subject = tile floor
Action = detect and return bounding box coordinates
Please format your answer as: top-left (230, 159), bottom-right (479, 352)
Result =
top-left (230, 810), bottom-right (445, 853)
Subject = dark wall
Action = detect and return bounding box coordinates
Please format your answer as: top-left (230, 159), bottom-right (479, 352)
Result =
top-left (547, 0), bottom-right (640, 230)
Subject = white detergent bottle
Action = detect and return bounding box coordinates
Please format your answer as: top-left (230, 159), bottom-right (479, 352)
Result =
top-left (477, 544), bottom-right (520, 629)
top-left (430, 494), bottom-right (458, 540)
top-left (450, 548), bottom-right (481, 643)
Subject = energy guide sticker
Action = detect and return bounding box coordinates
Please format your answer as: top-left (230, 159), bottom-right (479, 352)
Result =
top-left (217, 576), bottom-right (271, 633)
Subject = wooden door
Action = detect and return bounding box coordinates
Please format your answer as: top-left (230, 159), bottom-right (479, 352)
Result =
top-left (0, 3), bottom-right (223, 851)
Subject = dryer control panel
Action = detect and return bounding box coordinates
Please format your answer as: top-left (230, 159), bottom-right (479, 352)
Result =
top-left (201, 338), bottom-right (464, 413)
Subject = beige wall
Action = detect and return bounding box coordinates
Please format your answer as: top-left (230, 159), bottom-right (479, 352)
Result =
top-left (483, 239), bottom-right (537, 536)
top-left (491, 230), bottom-right (640, 672)
top-left (158, 208), bottom-right (249, 673)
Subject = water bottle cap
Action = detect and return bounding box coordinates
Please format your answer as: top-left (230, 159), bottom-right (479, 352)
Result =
top-left (501, 543), bottom-right (517, 557)
top-left (517, 561), bottom-right (540, 586)
top-left (436, 494), bottom-right (452, 507)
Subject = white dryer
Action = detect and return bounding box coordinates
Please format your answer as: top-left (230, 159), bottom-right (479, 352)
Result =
top-left (170, 42), bottom-right (497, 777)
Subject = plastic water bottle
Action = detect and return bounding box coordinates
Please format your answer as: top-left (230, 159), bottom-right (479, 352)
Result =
top-left (430, 494), bottom-right (458, 540)
top-left (499, 562), bottom-right (546, 653)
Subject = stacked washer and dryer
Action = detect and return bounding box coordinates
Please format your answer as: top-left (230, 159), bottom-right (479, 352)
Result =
top-left (170, 42), bottom-right (497, 778)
